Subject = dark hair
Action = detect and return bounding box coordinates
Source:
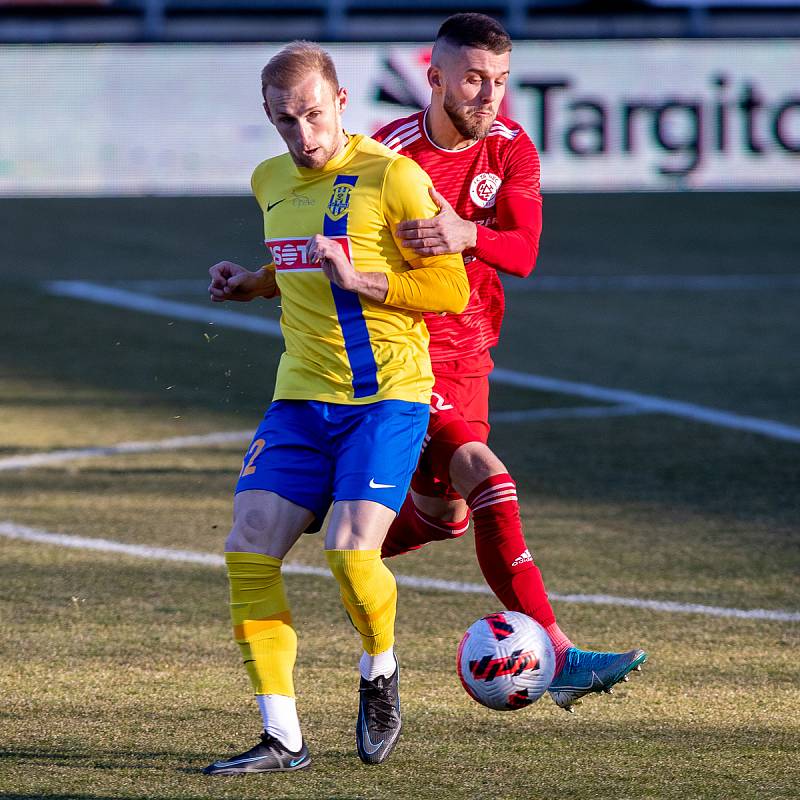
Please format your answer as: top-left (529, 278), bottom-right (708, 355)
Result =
top-left (435, 13), bottom-right (512, 54)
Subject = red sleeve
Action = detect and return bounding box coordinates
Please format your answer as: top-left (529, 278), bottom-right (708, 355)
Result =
top-left (468, 132), bottom-right (542, 278)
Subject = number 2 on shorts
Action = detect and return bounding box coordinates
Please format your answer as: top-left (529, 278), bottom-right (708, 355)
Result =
top-left (240, 438), bottom-right (266, 477)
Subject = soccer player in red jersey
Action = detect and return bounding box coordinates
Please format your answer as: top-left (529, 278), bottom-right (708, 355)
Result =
top-left (374, 13), bottom-right (647, 712)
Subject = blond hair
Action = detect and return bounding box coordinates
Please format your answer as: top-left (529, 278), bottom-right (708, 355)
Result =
top-left (261, 41), bottom-right (340, 97)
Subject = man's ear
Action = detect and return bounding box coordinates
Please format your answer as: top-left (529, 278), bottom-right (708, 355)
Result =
top-left (263, 99), bottom-right (273, 123)
top-left (427, 65), bottom-right (442, 90)
top-left (337, 86), bottom-right (348, 113)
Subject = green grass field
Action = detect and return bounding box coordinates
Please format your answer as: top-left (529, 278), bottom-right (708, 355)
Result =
top-left (1, 193), bottom-right (798, 800)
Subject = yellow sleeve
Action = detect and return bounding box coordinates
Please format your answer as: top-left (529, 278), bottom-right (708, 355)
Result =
top-left (250, 161), bottom-right (269, 211)
top-left (381, 157), bottom-right (469, 314)
top-left (250, 163), bottom-right (279, 298)
top-left (259, 263), bottom-right (279, 299)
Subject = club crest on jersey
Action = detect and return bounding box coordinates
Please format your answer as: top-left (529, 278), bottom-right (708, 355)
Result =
top-left (327, 184), bottom-right (353, 220)
top-left (469, 172), bottom-right (502, 208)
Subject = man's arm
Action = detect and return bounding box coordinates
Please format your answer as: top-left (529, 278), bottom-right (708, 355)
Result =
top-left (307, 234), bottom-right (468, 315)
top-left (395, 131), bottom-right (542, 278)
top-left (381, 157), bottom-right (470, 313)
top-left (307, 236), bottom-right (388, 302)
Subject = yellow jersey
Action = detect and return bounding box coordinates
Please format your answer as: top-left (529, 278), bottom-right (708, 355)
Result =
top-left (251, 133), bottom-right (468, 405)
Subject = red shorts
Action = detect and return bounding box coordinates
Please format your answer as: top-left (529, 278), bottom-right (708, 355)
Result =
top-left (411, 355), bottom-right (492, 500)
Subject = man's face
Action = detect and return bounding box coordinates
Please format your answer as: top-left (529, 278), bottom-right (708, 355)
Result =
top-left (264, 73), bottom-right (347, 169)
top-left (429, 45), bottom-right (510, 140)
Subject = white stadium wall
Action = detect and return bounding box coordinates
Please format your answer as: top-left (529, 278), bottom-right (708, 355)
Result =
top-left (1, 40), bottom-right (798, 195)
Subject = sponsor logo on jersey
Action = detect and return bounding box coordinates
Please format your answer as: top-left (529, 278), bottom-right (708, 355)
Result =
top-left (327, 183), bottom-right (353, 220)
top-left (469, 172), bottom-right (502, 208)
top-left (291, 191), bottom-right (315, 207)
top-left (266, 236), bottom-right (350, 272)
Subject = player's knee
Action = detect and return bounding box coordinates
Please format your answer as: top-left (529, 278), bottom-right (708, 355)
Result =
top-left (227, 506), bottom-right (272, 551)
top-left (451, 442), bottom-right (507, 491)
top-left (411, 491), bottom-right (465, 523)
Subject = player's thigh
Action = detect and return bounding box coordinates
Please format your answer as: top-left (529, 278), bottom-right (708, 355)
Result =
top-left (332, 399), bottom-right (429, 532)
top-left (413, 373), bottom-right (491, 498)
top-left (431, 371), bottom-right (491, 444)
top-left (325, 499), bottom-right (399, 550)
top-left (234, 400), bottom-right (335, 534)
top-left (228, 489), bottom-right (313, 558)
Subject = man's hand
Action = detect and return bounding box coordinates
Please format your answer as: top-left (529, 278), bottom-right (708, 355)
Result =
top-left (308, 235), bottom-right (389, 302)
top-left (208, 261), bottom-right (277, 302)
top-left (308, 235), bottom-right (360, 291)
top-left (395, 187), bottom-right (477, 256)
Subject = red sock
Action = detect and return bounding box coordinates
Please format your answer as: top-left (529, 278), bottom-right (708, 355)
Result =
top-left (381, 495), bottom-right (469, 558)
top-left (544, 622), bottom-right (573, 676)
top-left (468, 474), bottom-right (573, 674)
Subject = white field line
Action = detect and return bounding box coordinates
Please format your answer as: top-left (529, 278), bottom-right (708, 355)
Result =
top-left (2, 522), bottom-right (798, 622)
top-left (45, 280), bottom-right (800, 445)
top-left (46, 281), bottom-right (282, 336)
top-left (503, 274), bottom-right (800, 292)
top-left (490, 369), bottom-right (800, 444)
top-left (0, 408), bottom-right (651, 473)
top-left (0, 431), bottom-right (252, 472)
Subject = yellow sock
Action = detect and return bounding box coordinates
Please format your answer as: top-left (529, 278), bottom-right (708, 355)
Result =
top-left (325, 549), bottom-right (397, 655)
top-left (225, 552), bottom-right (296, 697)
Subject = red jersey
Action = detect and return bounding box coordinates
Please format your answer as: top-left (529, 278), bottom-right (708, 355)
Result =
top-left (373, 109), bottom-right (542, 373)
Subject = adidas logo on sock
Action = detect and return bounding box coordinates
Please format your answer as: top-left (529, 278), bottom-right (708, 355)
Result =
top-left (511, 549), bottom-right (533, 567)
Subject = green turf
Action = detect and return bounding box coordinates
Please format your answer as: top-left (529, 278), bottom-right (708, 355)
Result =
top-left (1, 193), bottom-right (798, 799)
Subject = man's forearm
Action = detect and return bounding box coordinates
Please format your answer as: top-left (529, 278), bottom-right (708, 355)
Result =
top-left (471, 224), bottom-right (539, 278)
top-left (349, 271), bottom-right (389, 303)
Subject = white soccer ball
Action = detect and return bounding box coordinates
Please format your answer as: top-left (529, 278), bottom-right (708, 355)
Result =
top-left (457, 611), bottom-right (556, 711)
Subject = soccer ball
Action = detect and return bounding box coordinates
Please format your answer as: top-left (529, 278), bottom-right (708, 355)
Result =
top-left (457, 611), bottom-right (556, 711)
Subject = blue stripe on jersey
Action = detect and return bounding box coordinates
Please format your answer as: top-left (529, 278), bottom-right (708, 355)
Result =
top-left (325, 175), bottom-right (379, 399)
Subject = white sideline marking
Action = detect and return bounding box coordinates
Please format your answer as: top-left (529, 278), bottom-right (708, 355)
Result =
top-left (0, 409), bottom-right (646, 473)
top-left (45, 280), bottom-right (800, 445)
top-left (46, 281), bottom-right (282, 336)
top-left (490, 369), bottom-right (800, 444)
top-left (2, 522), bottom-right (798, 623)
top-left (115, 279), bottom-right (208, 295)
top-left (0, 431), bottom-right (251, 472)
top-left (503, 273), bottom-right (800, 293)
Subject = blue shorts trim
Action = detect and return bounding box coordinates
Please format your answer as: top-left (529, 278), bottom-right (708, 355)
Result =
top-left (235, 399), bottom-right (429, 532)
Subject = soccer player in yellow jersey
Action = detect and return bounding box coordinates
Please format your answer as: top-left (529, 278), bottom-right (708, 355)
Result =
top-left (202, 42), bottom-right (468, 774)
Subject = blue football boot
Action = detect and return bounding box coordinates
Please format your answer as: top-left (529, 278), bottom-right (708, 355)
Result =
top-left (548, 647), bottom-right (647, 712)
